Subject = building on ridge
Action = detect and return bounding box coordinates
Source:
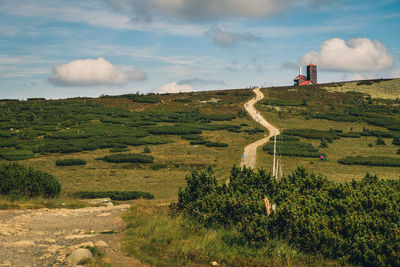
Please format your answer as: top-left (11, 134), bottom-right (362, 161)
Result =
top-left (294, 64), bottom-right (317, 86)
top-left (307, 64), bottom-right (317, 84)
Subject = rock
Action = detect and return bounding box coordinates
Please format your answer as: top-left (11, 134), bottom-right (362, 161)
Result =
top-left (43, 238), bottom-right (56, 243)
top-left (4, 240), bottom-right (35, 248)
top-left (95, 240), bottom-right (108, 247)
top-left (211, 261), bottom-right (220, 266)
top-left (67, 248), bottom-right (93, 266)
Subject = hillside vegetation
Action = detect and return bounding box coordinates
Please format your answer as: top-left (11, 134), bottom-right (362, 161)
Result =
top-left (257, 81), bottom-right (400, 181)
top-left (323, 78), bottom-right (400, 100)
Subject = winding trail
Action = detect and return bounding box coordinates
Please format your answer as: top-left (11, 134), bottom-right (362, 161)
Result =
top-left (240, 87), bottom-right (280, 169)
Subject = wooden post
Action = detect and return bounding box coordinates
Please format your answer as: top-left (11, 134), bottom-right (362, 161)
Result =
top-left (264, 197), bottom-right (271, 216)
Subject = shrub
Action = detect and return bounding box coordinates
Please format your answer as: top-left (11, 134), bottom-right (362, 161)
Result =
top-left (393, 136), bottom-right (400, 146)
top-left (130, 96), bottom-right (160, 103)
top-left (205, 141), bottom-right (228, 147)
top-left (376, 136), bottom-right (386, 145)
top-left (173, 98), bottom-right (192, 103)
top-left (319, 138), bottom-right (328, 148)
top-left (149, 126), bottom-right (201, 135)
top-left (109, 147), bottom-right (130, 153)
top-left (143, 146), bottom-right (151, 153)
top-left (56, 158), bottom-right (87, 166)
top-left (174, 166), bottom-right (400, 266)
top-left (283, 129), bottom-right (339, 140)
top-left (100, 153), bottom-right (154, 163)
top-left (263, 139), bottom-right (320, 158)
top-left (244, 128), bottom-right (264, 135)
top-left (0, 163), bottom-right (61, 198)
top-left (338, 156), bottom-right (400, 167)
top-left (0, 150), bottom-right (34, 161)
top-left (72, 191), bottom-right (153, 200)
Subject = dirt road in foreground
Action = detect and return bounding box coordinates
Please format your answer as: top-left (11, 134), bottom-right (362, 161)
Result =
top-left (0, 203), bottom-right (144, 266)
top-left (241, 87), bottom-right (280, 169)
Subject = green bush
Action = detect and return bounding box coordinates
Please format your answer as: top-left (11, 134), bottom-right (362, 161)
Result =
top-left (72, 191), bottom-right (154, 200)
top-left (205, 141), bottom-right (228, 147)
top-left (109, 147), bottom-right (130, 153)
top-left (143, 146), bottom-right (151, 153)
top-left (100, 153), bottom-right (154, 163)
top-left (149, 126), bottom-right (201, 135)
top-left (263, 140), bottom-right (320, 158)
top-left (0, 163), bottom-right (61, 198)
top-left (130, 96), bottom-right (160, 103)
top-left (283, 129), bottom-right (339, 140)
top-left (338, 156), bottom-right (400, 167)
top-left (174, 166), bottom-right (400, 266)
top-left (0, 150), bottom-right (34, 161)
top-left (56, 158), bottom-right (87, 166)
top-left (173, 98), bottom-right (192, 103)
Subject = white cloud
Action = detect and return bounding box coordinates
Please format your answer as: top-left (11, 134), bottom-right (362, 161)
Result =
top-left (157, 82), bottom-right (194, 94)
top-left (107, 0), bottom-right (290, 21)
top-left (300, 38), bottom-right (395, 72)
top-left (205, 27), bottom-right (260, 47)
top-left (48, 57), bottom-right (146, 86)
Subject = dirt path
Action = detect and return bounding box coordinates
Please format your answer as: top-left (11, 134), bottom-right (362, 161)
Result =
top-left (241, 87), bottom-right (280, 169)
top-left (0, 203), bottom-right (144, 266)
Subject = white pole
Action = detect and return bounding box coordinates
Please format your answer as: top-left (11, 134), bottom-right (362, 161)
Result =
top-left (273, 134), bottom-right (276, 178)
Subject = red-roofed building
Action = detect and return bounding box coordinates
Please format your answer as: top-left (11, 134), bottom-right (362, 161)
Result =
top-left (294, 74), bottom-right (307, 86)
top-left (299, 80), bottom-right (313, 86)
top-left (293, 64), bottom-right (317, 86)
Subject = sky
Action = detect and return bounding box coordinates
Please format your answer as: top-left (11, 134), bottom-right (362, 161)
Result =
top-left (0, 0), bottom-right (399, 99)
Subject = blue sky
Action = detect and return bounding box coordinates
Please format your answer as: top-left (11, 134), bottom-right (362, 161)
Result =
top-left (0, 0), bottom-right (399, 99)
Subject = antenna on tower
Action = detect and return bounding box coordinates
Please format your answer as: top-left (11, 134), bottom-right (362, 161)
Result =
top-left (299, 65), bottom-right (302, 76)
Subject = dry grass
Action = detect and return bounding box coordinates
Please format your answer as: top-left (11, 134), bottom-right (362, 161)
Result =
top-left (323, 78), bottom-right (400, 100)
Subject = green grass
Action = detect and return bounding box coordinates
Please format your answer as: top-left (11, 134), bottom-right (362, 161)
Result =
top-left (256, 85), bottom-right (400, 182)
top-left (323, 78), bottom-right (400, 99)
top-left (122, 201), bottom-right (338, 267)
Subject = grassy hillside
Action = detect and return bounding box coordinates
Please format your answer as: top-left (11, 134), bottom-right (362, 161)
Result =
top-left (322, 78), bottom-right (400, 99)
top-left (1, 81), bottom-right (399, 266)
top-left (256, 82), bottom-right (400, 182)
top-left (0, 89), bottom-right (264, 202)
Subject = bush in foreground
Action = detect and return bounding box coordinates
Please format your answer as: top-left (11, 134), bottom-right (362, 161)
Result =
top-left (73, 191), bottom-right (153, 200)
top-left (0, 163), bottom-right (61, 198)
top-left (56, 158), bottom-right (87, 166)
top-left (174, 166), bottom-right (400, 266)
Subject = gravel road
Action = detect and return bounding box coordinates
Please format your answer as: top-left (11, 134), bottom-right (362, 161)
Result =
top-left (241, 87), bottom-right (280, 169)
top-left (0, 203), bottom-right (145, 266)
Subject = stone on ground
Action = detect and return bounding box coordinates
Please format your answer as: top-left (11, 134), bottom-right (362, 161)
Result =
top-left (67, 248), bottom-right (93, 265)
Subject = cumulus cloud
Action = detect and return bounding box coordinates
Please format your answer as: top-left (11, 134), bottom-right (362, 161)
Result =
top-left (48, 57), bottom-right (146, 86)
top-left (157, 82), bottom-right (194, 94)
top-left (205, 27), bottom-right (260, 47)
top-left (178, 78), bottom-right (226, 86)
top-left (300, 38), bottom-right (395, 72)
top-left (106, 0), bottom-right (290, 21)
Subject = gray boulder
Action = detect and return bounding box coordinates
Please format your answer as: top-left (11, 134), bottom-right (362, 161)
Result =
top-left (67, 248), bottom-right (93, 265)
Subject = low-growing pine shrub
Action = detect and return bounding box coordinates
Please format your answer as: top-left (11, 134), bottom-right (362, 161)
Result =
top-left (0, 150), bottom-right (34, 161)
top-left (100, 153), bottom-right (154, 163)
top-left (0, 163), bottom-right (61, 198)
top-left (56, 158), bottom-right (86, 166)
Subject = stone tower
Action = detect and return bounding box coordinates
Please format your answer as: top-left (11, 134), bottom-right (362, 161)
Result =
top-left (306, 64), bottom-right (317, 84)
